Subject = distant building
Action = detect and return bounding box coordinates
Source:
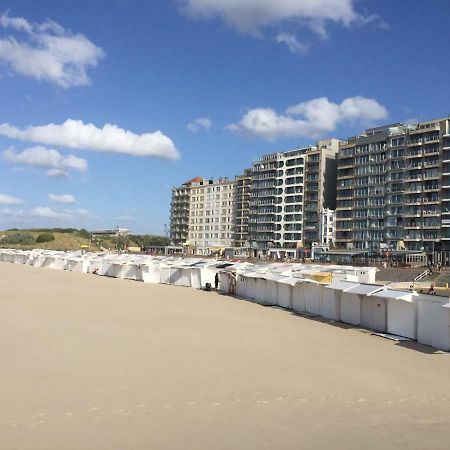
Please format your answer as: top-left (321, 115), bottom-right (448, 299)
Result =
top-left (187, 177), bottom-right (237, 255)
top-left (248, 140), bottom-right (339, 258)
top-left (169, 177), bottom-right (202, 246)
top-left (234, 168), bottom-right (251, 248)
top-left (91, 227), bottom-right (129, 237)
top-left (335, 117), bottom-right (450, 260)
top-left (303, 139), bottom-right (339, 247)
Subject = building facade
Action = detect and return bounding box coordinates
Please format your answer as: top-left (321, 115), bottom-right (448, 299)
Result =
top-left (248, 150), bottom-right (306, 257)
top-left (187, 178), bottom-right (237, 254)
top-left (303, 139), bottom-right (339, 247)
top-left (248, 141), bottom-right (338, 257)
top-left (234, 169), bottom-right (251, 248)
top-left (335, 118), bottom-right (450, 257)
top-left (319, 208), bottom-right (336, 245)
top-left (169, 177), bottom-right (202, 246)
top-left (169, 116), bottom-right (450, 261)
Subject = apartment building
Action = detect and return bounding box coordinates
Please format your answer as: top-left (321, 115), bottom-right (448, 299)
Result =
top-left (303, 139), bottom-right (339, 246)
top-left (187, 178), bottom-right (237, 255)
top-left (335, 118), bottom-right (450, 257)
top-left (234, 169), bottom-right (251, 248)
top-left (248, 150), bottom-right (306, 257)
top-left (170, 177), bottom-right (203, 245)
top-left (248, 142), bottom-right (338, 257)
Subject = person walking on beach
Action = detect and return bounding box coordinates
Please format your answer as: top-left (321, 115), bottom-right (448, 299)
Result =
top-left (215, 273), bottom-right (219, 290)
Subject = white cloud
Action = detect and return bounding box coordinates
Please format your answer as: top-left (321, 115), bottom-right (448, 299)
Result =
top-left (48, 194), bottom-right (76, 204)
top-left (1, 206), bottom-right (69, 220)
top-left (187, 117), bottom-right (212, 133)
top-left (276, 32), bottom-right (308, 54)
top-left (46, 169), bottom-right (69, 179)
top-left (31, 206), bottom-right (69, 219)
top-left (180, 1), bottom-right (384, 52)
top-left (0, 119), bottom-right (180, 160)
top-left (0, 193), bottom-right (24, 205)
top-left (179, 0), bottom-right (377, 43)
top-left (0, 11), bottom-right (104, 88)
top-left (228, 96), bottom-right (388, 140)
top-left (181, 0), bottom-right (360, 34)
top-left (3, 146), bottom-right (88, 173)
top-left (0, 206), bottom-right (96, 223)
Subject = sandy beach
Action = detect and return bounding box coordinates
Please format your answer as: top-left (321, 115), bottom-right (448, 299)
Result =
top-left (1, 263), bottom-right (450, 449)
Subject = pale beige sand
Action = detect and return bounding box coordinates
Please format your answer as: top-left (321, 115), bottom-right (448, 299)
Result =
top-left (1, 263), bottom-right (450, 450)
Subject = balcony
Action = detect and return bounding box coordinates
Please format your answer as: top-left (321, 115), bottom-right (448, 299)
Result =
top-left (404, 176), bottom-right (422, 182)
top-left (405, 152), bottom-right (423, 158)
top-left (337, 162), bottom-right (354, 169)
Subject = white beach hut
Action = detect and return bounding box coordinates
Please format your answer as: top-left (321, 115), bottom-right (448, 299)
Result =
top-left (254, 276), bottom-right (268, 304)
top-left (303, 281), bottom-right (324, 316)
top-left (218, 269), bottom-right (238, 294)
top-left (264, 274), bottom-right (283, 306)
top-left (169, 266), bottom-right (186, 286)
top-left (159, 265), bottom-right (172, 284)
top-left (292, 280), bottom-right (307, 314)
top-left (189, 267), bottom-right (202, 289)
top-left (236, 272), bottom-right (260, 300)
top-left (106, 262), bottom-right (126, 278)
top-left (236, 273), bottom-right (250, 298)
top-left (371, 289), bottom-right (418, 339)
top-left (339, 283), bottom-right (366, 326)
top-left (359, 285), bottom-right (387, 332)
top-left (417, 294), bottom-right (450, 350)
top-left (141, 263), bottom-right (161, 283)
top-left (123, 263), bottom-right (143, 281)
top-left (276, 277), bottom-right (295, 309)
top-left (322, 280), bottom-right (357, 321)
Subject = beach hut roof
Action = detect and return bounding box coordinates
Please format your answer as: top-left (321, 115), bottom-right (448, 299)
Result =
top-left (277, 276), bottom-right (304, 285)
top-left (371, 290), bottom-right (415, 302)
top-left (346, 284), bottom-right (383, 295)
top-left (325, 280), bottom-right (359, 291)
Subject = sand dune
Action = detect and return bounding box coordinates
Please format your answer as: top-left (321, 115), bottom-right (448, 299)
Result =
top-left (1, 263), bottom-right (450, 449)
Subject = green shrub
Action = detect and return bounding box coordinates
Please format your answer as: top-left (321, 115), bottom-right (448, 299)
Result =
top-left (77, 228), bottom-right (91, 239)
top-left (3, 232), bottom-right (35, 245)
top-left (36, 232), bottom-right (55, 243)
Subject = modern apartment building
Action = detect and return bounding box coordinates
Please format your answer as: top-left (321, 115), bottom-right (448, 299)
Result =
top-left (234, 169), bottom-right (251, 248)
top-left (248, 150), bottom-right (305, 257)
top-left (170, 177), bottom-right (202, 246)
top-left (303, 139), bottom-right (339, 246)
top-left (248, 141), bottom-right (338, 257)
top-left (335, 118), bottom-right (450, 256)
top-left (187, 177), bottom-right (237, 254)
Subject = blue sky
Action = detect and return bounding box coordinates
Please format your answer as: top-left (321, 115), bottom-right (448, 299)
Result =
top-left (0, 0), bottom-right (449, 234)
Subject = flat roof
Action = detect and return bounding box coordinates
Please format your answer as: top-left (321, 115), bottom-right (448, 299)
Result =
top-left (372, 290), bottom-right (415, 301)
top-left (347, 284), bottom-right (383, 295)
top-left (325, 281), bottom-right (359, 291)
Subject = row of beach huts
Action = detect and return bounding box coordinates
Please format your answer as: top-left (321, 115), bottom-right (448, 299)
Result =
top-left (1, 248), bottom-right (450, 352)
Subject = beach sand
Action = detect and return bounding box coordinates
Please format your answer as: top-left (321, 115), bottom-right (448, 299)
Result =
top-left (1, 263), bottom-right (450, 450)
